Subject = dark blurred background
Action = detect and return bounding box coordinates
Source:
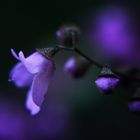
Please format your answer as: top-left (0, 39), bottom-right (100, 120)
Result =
top-left (0, 0), bottom-right (140, 140)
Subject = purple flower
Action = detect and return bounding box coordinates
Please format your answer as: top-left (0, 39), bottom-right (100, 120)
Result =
top-left (88, 6), bottom-right (140, 64)
top-left (9, 49), bottom-right (55, 115)
top-left (9, 62), bottom-right (33, 87)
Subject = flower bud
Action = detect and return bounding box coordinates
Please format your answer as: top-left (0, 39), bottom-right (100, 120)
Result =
top-left (128, 88), bottom-right (140, 113)
top-left (55, 24), bottom-right (81, 47)
top-left (36, 46), bottom-right (60, 59)
top-left (64, 56), bottom-right (91, 79)
top-left (128, 97), bottom-right (140, 113)
top-left (95, 65), bottom-right (120, 94)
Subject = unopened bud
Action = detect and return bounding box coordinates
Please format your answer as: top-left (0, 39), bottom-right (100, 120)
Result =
top-left (56, 24), bottom-right (81, 47)
top-left (95, 65), bottom-right (120, 94)
top-left (64, 56), bottom-right (91, 79)
top-left (128, 88), bottom-right (140, 113)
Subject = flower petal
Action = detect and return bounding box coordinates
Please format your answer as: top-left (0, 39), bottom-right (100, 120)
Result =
top-left (32, 60), bottom-right (55, 107)
top-left (9, 63), bottom-right (33, 87)
top-left (18, 51), bottom-right (47, 74)
top-left (26, 60), bottom-right (55, 115)
top-left (26, 90), bottom-right (40, 115)
top-left (11, 49), bottom-right (20, 60)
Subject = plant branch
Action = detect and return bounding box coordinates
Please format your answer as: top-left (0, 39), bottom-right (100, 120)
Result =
top-left (74, 48), bottom-right (103, 68)
top-left (74, 48), bottom-right (140, 83)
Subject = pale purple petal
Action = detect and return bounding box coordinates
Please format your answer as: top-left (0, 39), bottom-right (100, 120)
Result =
top-left (11, 48), bottom-right (20, 60)
top-left (26, 60), bottom-right (55, 115)
top-left (9, 62), bottom-right (33, 87)
top-left (32, 60), bottom-right (55, 106)
top-left (95, 77), bottom-right (119, 91)
top-left (18, 51), bottom-right (47, 74)
top-left (26, 90), bottom-right (40, 115)
top-left (11, 49), bottom-right (47, 74)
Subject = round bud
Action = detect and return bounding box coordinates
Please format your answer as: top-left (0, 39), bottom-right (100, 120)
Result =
top-left (55, 24), bottom-right (81, 47)
top-left (128, 88), bottom-right (140, 113)
top-left (95, 65), bottom-right (120, 94)
top-left (64, 56), bottom-right (91, 79)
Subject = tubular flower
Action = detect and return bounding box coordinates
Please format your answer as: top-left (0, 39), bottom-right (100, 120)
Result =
top-left (9, 49), bottom-right (55, 115)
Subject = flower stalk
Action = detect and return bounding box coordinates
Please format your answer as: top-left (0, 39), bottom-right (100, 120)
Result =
top-left (75, 48), bottom-right (140, 83)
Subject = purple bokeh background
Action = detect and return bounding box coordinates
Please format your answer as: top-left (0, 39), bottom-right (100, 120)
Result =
top-left (1, 1), bottom-right (140, 140)
top-left (87, 6), bottom-right (140, 67)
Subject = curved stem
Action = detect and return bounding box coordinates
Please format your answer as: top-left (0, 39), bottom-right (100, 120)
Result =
top-left (74, 48), bottom-right (140, 83)
top-left (74, 48), bottom-right (103, 68)
top-left (56, 45), bottom-right (140, 83)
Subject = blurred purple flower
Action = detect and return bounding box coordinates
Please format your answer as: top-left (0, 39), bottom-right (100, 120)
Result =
top-left (88, 6), bottom-right (140, 63)
top-left (9, 49), bottom-right (55, 115)
top-left (0, 98), bottom-right (71, 140)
